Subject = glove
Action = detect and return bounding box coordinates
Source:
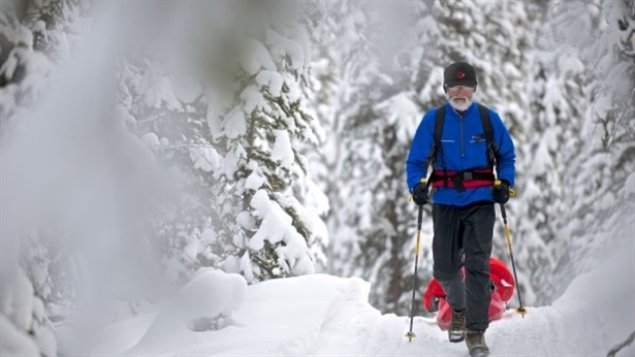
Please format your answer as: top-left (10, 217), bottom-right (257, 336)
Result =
top-left (493, 180), bottom-right (511, 204)
top-left (412, 182), bottom-right (430, 206)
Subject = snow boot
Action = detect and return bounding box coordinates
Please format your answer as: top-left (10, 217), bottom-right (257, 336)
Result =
top-left (465, 330), bottom-right (489, 357)
top-left (448, 309), bottom-right (466, 342)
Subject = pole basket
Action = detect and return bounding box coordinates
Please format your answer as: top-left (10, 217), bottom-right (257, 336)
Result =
top-left (516, 306), bottom-right (527, 317)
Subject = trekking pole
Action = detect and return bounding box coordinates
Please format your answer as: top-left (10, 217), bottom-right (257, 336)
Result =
top-left (405, 202), bottom-right (424, 342)
top-left (495, 180), bottom-right (527, 317)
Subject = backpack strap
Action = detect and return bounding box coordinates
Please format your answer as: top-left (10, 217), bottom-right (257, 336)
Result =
top-left (433, 105), bottom-right (446, 152)
top-left (429, 105), bottom-right (449, 188)
top-left (478, 104), bottom-right (499, 167)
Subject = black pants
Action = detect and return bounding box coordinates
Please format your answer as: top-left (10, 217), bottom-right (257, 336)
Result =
top-left (432, 201), bottom-right (495, 331)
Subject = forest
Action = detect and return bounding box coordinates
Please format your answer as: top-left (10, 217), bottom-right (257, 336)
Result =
top-left (1, 1), bottom-right (634, 355)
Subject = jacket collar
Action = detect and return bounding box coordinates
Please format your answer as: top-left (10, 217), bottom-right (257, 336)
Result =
top-left (447, 101), bottom-right (477, 117)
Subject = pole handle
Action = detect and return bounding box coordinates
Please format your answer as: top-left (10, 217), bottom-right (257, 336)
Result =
top-left (408, 178), bottom-right (429, 203)
top-left (494, 179), bottom-right (516, 197)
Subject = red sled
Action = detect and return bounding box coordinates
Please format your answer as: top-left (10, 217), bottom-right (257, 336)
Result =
top-left (422, 257), bottom-right (515, 330)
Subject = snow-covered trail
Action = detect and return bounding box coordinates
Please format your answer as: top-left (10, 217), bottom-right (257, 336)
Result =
top-left (120, 247), bottom-right (632, 357)
top-left (60, 212), bottom-right (633, 357)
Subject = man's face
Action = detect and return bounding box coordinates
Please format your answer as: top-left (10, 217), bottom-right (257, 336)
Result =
top-left (447, 85), bottom-right (475, 110)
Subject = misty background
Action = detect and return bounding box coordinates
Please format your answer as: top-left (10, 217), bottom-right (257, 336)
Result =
top-left (1, 0), bottom-right (634, 355)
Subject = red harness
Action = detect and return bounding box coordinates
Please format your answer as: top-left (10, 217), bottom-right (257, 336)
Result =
top-left (430, 168), bottom-right (495, 190)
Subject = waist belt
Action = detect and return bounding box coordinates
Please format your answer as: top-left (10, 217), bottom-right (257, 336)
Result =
top-left (430, 168), bottom-right (495, 192)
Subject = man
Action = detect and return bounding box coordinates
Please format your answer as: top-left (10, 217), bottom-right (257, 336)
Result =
top-left (405, 62), bottom-right (516, 357)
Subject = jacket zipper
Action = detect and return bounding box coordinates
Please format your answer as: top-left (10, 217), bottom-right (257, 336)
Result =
top-left (460, 115), bottom-right (465, 158)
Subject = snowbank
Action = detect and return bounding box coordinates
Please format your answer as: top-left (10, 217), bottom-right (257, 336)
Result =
top-left (125, 269), bottom-right (246, 356)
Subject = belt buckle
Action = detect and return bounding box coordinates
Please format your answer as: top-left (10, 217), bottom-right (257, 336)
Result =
top-left (463, 171), bottom-right (473, 180)
top-left (453, 174), bottom-right (466, 193)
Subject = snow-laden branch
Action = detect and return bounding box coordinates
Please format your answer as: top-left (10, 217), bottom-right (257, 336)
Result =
top-left (607, 330), bottom-right (635, 357)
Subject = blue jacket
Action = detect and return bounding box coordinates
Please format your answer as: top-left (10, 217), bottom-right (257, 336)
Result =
top-left (406, 102), bottom-right (516, 207)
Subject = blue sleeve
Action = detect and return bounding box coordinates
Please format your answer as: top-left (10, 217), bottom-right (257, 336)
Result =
top-left (490, 110), bottom-right (516, 187)
top-left (406, 111), bottom-right (436, 192)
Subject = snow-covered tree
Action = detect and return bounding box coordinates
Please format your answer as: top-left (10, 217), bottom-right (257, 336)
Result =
top-left (0, 0), bottom-right (78, 120)
top-left (202, 2), bottom-right (328, 282)
top-left (116, 56), bottom-right (224, 282)
top-left (1, 1), bottom-right (85, 355)
top-left (110, 2), bottom-right (329, 285)
top-left (308, 1), bottom-right (421, 313)
top-left (549, 0), bottom-right (635, 298)
top-left (308, 0), bottom-right (381, 279)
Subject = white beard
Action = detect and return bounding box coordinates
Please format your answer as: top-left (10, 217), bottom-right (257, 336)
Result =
top-left (448, 97), bottom-right (473, 112)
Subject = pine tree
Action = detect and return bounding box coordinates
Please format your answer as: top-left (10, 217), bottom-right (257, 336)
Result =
top-left (549, 0), bottom-right (635, 297)
top-left (308, 0), bottom-right (379, 277)
top-left (308, 1), bottom-right (420, 313)
top-left (1, 1), bottom-right (85, 355)
top-left (112, 2), bottom-right (329, 285)
top-left (203, 2), bottom-right (328, 282)
top-left (116, 56), bottom-right (221, 282)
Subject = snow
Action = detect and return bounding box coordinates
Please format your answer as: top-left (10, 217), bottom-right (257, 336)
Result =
top-left (256, 70), bottom-right (284, 97)
top-left (32, 319), bottom-right (57, 357)
top-left (170, 72), bottom-right (202, 103)
top-left (239, 252), bottom-right (255, 282)
top-left (282, 195), bottom-right (329, 247)
top-left (3, 1), bottom-right (635, 356)
top-left (236, 211), bottom-right (255, 230)
top-left (139, 71), bottom-right (183, 111)
top-left (375, 92), bottom-right (421, 143)
top-left (221, 145), bottom-right (245, 179)
top-left (304, 178), bottom-right (330, 217)
top-left (551, 222), bottom-right (635, 354)
top-left (58, 313), bottom-right (156, 356)
top-left (141, 132), bottom-right (160, 150)
top-left (241, 85), bottom-right (266, 113)
top-left (271, 130), bottom-right (294, 168)
top-left (178, 269), bottom-right (246, 322)
top-left (0, 46), bottom-right (51, 117)
top-left (282, 72), bottom-right (302, 102)
top-left (557, 49), bottom-right (585, 75)
top-left (531, 140), bottom-right (553, 175)
top-left (0, 315), bottom-right (40, 357)
top-left (183, 239), bottom-right (199, 263)
top-left (626, 172), bottom-right (635, 197)
top-left (241, 39), bottom-right (277, 75)
top-left (54, 198), bottom-right (635, 357)
top-left (249, 190), bottom-right (312, 275)
top-left (1, 49), bottom-right (20, 80)
top-left (292, 255), bottom-right (316, 276)
top-left (223, 106), bottom-right (248, 139)
top-left (266, 29), bottom-right (304, 71)
top-left (67, 235), bottom-right (634, 357)
top-left (114, 269), bottom-right (245, 356)
top-left (245, 170), bottom-right (267, 191)
top-left (4, 270), bottom-right (34, 331)
top-left (189, 144), bottom-right (220, 172)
